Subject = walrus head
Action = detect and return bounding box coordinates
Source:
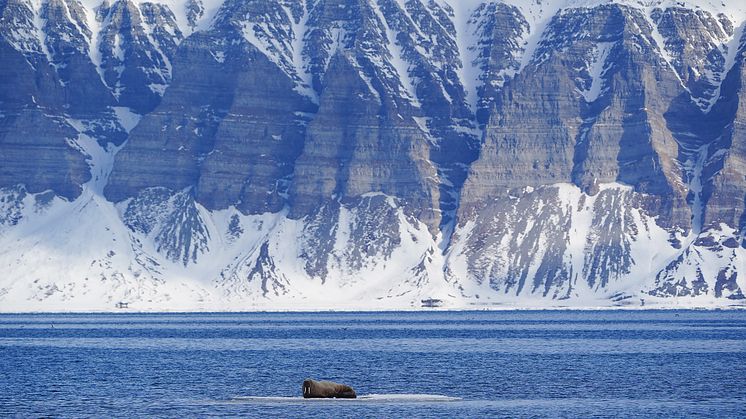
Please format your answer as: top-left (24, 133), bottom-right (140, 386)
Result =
top-left (302, 379), bottom-right (313, 397)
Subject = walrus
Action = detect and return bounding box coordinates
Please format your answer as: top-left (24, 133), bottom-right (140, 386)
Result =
top-left (302, 379), bottom-right (357, 399)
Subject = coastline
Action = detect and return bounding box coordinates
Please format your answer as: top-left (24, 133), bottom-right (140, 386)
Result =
top-left (2, 304), bottom-right (745, 314)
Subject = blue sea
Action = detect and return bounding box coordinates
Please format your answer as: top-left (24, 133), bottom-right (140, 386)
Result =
top-left (1, 310), bottom-right (745, 418)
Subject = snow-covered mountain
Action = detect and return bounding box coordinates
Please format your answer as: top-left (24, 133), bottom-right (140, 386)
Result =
top-left (1, 0), bottom-right (745, 310)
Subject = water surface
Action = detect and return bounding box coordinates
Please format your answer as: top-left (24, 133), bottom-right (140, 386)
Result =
top-left (1, 311), bottom-right (745, 417)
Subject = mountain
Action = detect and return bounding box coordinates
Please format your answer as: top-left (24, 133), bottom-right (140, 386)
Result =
top-left (0, 0), bottom-right (745, 310)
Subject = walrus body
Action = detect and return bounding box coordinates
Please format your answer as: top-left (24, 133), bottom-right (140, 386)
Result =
top-left (302, 379), bottom-right (357, 399)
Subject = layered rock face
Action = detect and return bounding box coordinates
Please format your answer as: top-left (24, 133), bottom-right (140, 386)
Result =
top-left (0, 0), bottom-right (182, 199)
top-left (462, 5), bottom-right (691, 218)
top-left (703, 43), bottom-right (746, 233)
top-left (0, 0), bottom-right (745, 310)
top-left (106, 0), bottom-right (477, 230)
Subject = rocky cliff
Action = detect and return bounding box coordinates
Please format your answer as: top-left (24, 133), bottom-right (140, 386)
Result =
top-left (0, 0), bottom-right (745, 310)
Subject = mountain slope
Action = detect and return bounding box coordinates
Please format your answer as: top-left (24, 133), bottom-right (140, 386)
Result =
top-left (0, 0), bottom-right (745, 310)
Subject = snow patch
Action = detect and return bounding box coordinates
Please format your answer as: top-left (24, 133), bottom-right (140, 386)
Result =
top-left (578, 41), bottom-right (615, 102)
top-left (279, 2), bottom-right (317, 103)
top-left (111, 106), bottom-right (142, 133)
top-left (704, 21), bottom-right (746, 112)
top-left (447, 0), bottom-right (482, 114)
top-left (370, 0), bottom-right (420, 107)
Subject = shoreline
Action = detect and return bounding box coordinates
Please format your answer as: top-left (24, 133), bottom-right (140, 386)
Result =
top-left (1, 305), bottom-right (745, 314)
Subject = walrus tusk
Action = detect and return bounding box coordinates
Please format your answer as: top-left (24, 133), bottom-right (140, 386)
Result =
top-left (302, 379), bottom-right (357, 399)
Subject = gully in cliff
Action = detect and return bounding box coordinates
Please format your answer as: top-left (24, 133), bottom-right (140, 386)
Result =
top-left (302, 379), bottom-right (357, 399)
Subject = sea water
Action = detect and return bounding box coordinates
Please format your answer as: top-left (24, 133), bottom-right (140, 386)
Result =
top-left (0, 311), bottom-right (745, 418)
